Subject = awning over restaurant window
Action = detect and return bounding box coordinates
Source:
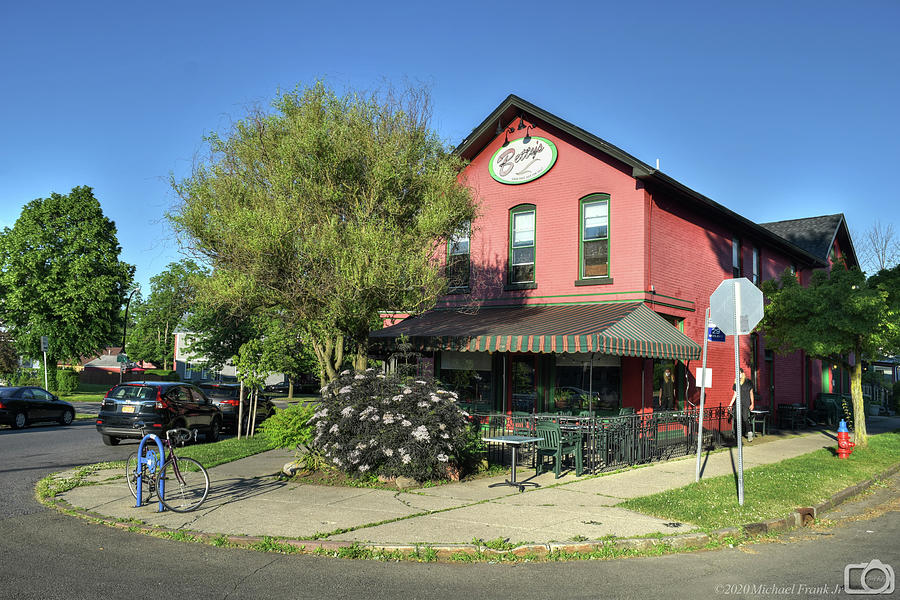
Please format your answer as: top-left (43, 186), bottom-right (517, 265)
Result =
top-left (371, 303), bottom-right (701, 361)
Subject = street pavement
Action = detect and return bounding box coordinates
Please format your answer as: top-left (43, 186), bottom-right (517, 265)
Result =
top-left (51, 416), bottom-right (900, 548)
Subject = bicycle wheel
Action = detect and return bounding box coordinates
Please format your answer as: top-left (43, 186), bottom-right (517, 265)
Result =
top-left (125, 449), bottom-right (160, 504)
top-left (157, 457), bottom-right (209, 512)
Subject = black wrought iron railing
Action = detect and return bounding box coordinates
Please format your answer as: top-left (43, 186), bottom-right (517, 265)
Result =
top-left (474, 406), bottom-right (737, 474)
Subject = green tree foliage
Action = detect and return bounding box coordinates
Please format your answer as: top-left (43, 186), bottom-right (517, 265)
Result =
top-left (761, 266), bottom-right (900, 447)
top-left (0, 329), bottom-right (18, 376)
top-left (128, 260), bottom-right (207, 369)
top-left (867, 263), bottom-right (900, 310)
top-left (181, 302), bottom-right (259, 372)
top-left (169, 81), bottom-right (476, 381)
top-left (0, 186), bottom-right (134, 369)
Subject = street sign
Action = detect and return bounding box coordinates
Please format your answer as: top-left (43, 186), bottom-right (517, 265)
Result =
top-left (710, 278), bottom-right (764, 336)
top-left (116, 353), bottom-right (128, 363)
top-left (707, 326), bottom-right (726, 342)
top-left (40, 336), bottom-right (49, 352)
top-left (695, 367), bottom-right (713, 388)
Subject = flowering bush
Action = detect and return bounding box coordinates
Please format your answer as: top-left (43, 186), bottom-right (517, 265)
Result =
top-left (310, 368), bottom-right (480, 482)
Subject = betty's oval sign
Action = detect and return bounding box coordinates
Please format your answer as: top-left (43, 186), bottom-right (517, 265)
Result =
top-left (489, 136), bottom-right (558, 185)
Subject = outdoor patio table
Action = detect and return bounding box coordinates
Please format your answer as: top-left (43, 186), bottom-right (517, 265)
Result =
top-left (750, 409), bottom-right (769, 436)
top-left (482, 435), bottom-right (542, 492)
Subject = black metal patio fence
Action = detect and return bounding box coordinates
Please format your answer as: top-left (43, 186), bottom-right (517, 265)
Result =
top-left (475, 406), bottom-right (736, 474)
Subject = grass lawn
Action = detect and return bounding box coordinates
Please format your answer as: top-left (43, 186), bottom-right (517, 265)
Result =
top-left (167, 434), bottom-right (279, 469)
top-left (60, 383), bottom-right (112, 404)
top-left (620, 431), bottom-right (900, 530)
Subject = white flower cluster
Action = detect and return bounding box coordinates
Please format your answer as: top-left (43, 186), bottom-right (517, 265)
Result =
top-left (382, 412), bottom-right (395, 424)
top-left (339, 386), bottom-right (352, 394)
top-left (437, 453), bottom-right (449, 463)
top-left (341, 406), bottom-right (355, 417)
top-left (354, 373), bottom-right (366, 380)
top-left (411, 425), bottom-right (430, 442)
top-left (401, 419), bottom-right (412, 427)
top-left (399, 448), bottom-right (411, 464)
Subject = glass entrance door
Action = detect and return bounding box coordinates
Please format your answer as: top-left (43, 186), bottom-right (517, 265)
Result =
top-left (510, 356), bottom-right (537, 413)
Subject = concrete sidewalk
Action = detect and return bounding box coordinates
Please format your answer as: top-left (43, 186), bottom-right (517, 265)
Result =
top-left (55, 417), bottom-right (900, 546)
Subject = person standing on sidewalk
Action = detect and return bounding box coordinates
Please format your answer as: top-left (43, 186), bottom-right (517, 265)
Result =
top-left (729, 369), bottom-right (755, 442)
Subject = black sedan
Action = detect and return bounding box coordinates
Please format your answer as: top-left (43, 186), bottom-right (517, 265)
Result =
top-left (0, 386), bottom-right (76, 429)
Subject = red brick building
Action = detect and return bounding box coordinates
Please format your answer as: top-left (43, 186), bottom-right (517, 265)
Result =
top-left (372, 96), bottom-right (858, 417)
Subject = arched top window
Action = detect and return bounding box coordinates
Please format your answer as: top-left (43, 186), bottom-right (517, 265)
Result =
top-left (579, 194), bottom-right (609, 280)
top-left (509, 204), bottom-right (536, 286)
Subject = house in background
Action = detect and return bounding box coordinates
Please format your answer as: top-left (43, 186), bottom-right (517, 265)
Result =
top-left (76, 347), bottom-right (156, 385)
top-left (372, 94), bottom-right (857, 417)
top-left (173, 331), bottom-right (285, 386)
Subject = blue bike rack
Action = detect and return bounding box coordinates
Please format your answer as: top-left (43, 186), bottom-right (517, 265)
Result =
top-left (136, 433), bottom-right (166, 512)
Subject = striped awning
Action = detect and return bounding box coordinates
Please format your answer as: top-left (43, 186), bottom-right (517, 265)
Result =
top-left (371, 303), bottom-right (701, 361)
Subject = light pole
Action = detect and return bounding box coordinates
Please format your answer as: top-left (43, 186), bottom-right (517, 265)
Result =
top-left (120, 287), bottom-right (140, 383)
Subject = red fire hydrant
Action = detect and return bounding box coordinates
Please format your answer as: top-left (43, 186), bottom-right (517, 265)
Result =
top-left (837, 419), bottom-right (855, 459)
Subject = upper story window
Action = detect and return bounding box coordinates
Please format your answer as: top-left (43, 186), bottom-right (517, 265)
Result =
top-left (448, 221), bottom-right (470, 290)
top-left (580, 195), bottom-right (610, 279)
top-left (732, 237), bottom-right (742, 278)
top-left (509, 205), bottom-right (536, 285)
top-left (751, 247), bottom-right (760, 284)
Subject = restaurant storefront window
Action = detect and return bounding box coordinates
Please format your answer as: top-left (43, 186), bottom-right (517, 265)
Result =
top-left (438, 351), bottom-right (494, 414)
top-left (553, 354), bottom-right (620, 413)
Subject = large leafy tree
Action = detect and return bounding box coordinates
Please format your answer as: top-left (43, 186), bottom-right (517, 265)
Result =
top-left (0, 328), bottom-right (18, 375)
top-left (0, 186), bottom-right (134, 372)
top-left (169, 81), bottom-right (476, 381)
top-left (128, 260), bottom-right (206, 369)
top-left (761, 265), bottom-right (899, 447)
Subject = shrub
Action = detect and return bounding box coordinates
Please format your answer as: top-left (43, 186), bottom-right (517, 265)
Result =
top-left (259, 403), bottom-right (318, 450)
top-left (56, 368), bottom-right (79, 395)
top-left (8, 369), bottom-right (41, 387)
top-left (310, 369), bottom-right (481, 482)
top-left (144, 369), bottom-right (181, 381)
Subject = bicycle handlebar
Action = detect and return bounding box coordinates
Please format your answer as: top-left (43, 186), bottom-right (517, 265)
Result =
top-left (165, 428), bottom-right (195, 444)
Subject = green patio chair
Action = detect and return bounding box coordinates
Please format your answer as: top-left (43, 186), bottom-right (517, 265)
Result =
top-left (535, 421), bottom-right (583, 479)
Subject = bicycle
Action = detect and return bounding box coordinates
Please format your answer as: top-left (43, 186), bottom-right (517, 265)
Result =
top-left (124, 427), bottom-right (210, 512)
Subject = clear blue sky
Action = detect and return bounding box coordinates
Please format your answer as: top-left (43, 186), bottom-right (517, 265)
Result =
top-left (2, 0), bottom-right (898, 292)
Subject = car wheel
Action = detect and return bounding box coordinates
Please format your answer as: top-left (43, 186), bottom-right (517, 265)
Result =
top-left (12, 412), bottom-right (27, 429)
top-left (59, 409), bottom-right (74, 426)
top-left (206, 418), bottom-right (221, 443)
top-left (102, 434), bottom-right (120, 446)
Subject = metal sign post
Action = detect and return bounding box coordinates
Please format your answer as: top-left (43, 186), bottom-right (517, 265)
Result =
top-left (695, 308), bottom-right (711, 482)
top-left (709, 278), bottom-right (764, 506)
top-left (40, 336), bottom-right (49, 389)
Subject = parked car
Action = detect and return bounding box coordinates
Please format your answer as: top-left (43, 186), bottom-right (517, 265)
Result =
top-left (263, 381), bottom-right (290, 395)
top-left (95, 381), bottom-right (222, 446)
top-left (197, 383), bottom-right (275, 432)
top-left (0, 386), bottom-right (75, 429)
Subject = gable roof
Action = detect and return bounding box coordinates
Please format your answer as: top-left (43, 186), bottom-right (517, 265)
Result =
top-left (455, 94), bottom-right (828, 268)
top-left (759, 214), bottom-right (858, 267)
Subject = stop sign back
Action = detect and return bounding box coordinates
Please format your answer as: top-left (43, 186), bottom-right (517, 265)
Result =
top-left (710, 278), bottom-right (764, 336)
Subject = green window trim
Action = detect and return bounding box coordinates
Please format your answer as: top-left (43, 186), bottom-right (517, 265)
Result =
top-left (447, 220), bottom-right (471, 291)
top-left (509, 204), bottom-right (536, 285)
top-left (578, 194), bottom-right (610, 281)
